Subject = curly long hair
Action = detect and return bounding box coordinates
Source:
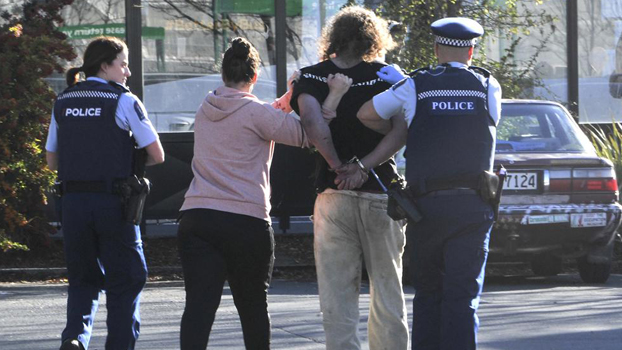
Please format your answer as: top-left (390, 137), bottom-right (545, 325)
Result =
top-left (318, 6), bottom-right (396, 62)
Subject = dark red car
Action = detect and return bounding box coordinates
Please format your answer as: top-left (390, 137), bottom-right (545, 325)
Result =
top-left (493, 100), bottom-right (621, 283)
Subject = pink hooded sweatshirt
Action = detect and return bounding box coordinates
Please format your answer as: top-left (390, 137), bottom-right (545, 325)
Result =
top-left (180, 86), bottom-right (308, 222)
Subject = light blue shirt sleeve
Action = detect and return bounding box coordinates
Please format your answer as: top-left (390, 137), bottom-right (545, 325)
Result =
top-left (117, 93), bottom-right (159, 148)
top-left (45, 112), bottom-right (58, 152)
top-left (488, 76), bottom-right (502, 126)
top-left (372, 78), bottom-right (417, 126)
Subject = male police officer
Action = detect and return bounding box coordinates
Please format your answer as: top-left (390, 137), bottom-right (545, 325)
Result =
top-left (357, 18), bottom-right (502, 350)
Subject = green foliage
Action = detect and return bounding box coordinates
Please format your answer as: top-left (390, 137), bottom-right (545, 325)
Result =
top-left (0, 0), bottom-right (75, 252)
top-left (378, 0), bottom-right (556, 99)
top-left (585, 123), bottom-right (622, 185)
top-left (497, 115), bottom-right (535, 141)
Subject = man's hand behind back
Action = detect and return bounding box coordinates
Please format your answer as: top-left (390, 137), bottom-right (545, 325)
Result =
top-left (334, 163), bottom-right (369, 190)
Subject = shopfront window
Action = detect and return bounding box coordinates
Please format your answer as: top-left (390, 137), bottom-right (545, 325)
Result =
top-left (143, 0), bottom-right (285, 132)
top-left (48, 0), bottom-right (357, 133)
top-left (50, 0), bottom-right (127, 93)
top-left (577, 0), bottom-right (622, 123)
top-left (510, 0), bottom-right (569, 108)
top-left (285, 0), bottom-right (346, 72)
top-left (53, 0), bottom-right (610, 128)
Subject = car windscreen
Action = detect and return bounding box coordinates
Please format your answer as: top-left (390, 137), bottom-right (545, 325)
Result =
top-left (496, 104), bottom-right (590, 153)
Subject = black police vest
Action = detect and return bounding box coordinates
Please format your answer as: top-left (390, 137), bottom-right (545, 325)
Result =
top-left (405, 65), bottom-right (495, 194)
top-left (53, 80), bottom-right (134, 183)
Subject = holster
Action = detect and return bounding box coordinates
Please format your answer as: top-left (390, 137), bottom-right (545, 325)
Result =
top-left (477, 166), bottom-right (506, 221)
top-left (52, 180), bottom-right (63, 227)
top-left (493, 166), bottom-right (506, 220)
top-left (52, 180), bottom-right (63, 197)
top-left (119, 175), bottom-right (151, 225)
top-left (477, 170), bottom-right (499, 203)
top-left (387, 178), bottom-right (423, 223)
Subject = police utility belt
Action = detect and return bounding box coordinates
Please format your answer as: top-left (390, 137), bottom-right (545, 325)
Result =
top-left (53, 176), bottom-right (151, 225)
top-left (375, 169), bottom-right (506, 224)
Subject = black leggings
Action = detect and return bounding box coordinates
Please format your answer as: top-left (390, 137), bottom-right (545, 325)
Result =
top-left (177, 208), bottom-right (275, 350)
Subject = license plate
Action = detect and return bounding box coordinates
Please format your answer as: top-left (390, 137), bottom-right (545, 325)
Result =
top-left (570, 213), bottom-right (607, 227)
top-left (503, 172), bottom-right (538, 190)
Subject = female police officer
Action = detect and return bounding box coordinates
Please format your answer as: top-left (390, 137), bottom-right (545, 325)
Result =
top-left (45, 36), bottom-right (164, 350)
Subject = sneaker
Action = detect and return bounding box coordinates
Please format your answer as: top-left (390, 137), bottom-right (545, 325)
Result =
top-left (59, 339), bottom-right (83, 350)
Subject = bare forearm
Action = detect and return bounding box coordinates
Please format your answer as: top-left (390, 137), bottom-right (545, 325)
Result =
top-left (360, 114), bottom-right (407, 170)
top-left (322, 91), bottom-right (342, 114)
top-left (298, 94), bottom-right (342, 168)
top-left (272, 89), bottom-right (293, 113)
top-left (357, 99), bottom-right (392, 134)
top-left (46, 151), bottom-right (58, 171)
top-left (303, 117), bottom-right (342, 168)
top-left (323, 73), bottom-right (351, 122)
top-left (333, 116), bottom-right (406, 191)
top-left (145, 140), bottom-right (165, 166)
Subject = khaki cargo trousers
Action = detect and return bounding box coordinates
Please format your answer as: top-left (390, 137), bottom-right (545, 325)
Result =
top-left (314, 189), bottom-right (409, 350)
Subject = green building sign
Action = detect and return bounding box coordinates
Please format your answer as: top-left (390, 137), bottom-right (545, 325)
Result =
top-left (59, 24), bottom-right (165, 40)
top-left (215, 0), bottom-right (302, 16)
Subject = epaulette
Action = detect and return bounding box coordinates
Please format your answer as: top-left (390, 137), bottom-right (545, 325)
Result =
top-left (109, 81), bottom-right (130, 93)
top-left (468, 65), bottom-right (491, 78)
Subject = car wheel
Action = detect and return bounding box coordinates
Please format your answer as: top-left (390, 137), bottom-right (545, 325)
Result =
top-left (577, 256), bottom-right (611, 284)
top-left (530, 255), bottom-right (562, 276)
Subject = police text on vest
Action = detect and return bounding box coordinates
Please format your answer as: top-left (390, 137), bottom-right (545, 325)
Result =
top-left (432, 101), bottom-right (474, 110)
top-left (65, 108), bottom-right (102, 117)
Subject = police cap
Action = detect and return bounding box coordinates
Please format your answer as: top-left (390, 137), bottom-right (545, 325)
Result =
top-left (431, 17), bottom-right (483, 47)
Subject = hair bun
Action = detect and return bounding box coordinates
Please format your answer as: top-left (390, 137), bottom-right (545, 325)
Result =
top-left (230, 37), bottom-right (251, 59)
top-left (222, 37), bottom-right (260, 84)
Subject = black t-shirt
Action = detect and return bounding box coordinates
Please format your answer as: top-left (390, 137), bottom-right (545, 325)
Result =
top-left (291, 60), bottom-right (399, 192)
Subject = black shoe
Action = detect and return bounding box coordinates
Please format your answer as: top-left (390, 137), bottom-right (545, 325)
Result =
top-left (60, 339), bottom-right (83, 350)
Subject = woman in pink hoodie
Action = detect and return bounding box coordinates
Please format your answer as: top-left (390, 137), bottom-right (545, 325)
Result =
top-left (176, 37), bottom-right (350, 350)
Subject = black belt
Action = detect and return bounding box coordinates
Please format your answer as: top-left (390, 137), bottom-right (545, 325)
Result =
top-left (426, 177), bottom-right (479, 192)
top-left (410, 176), bottom-right (480, 197)
top-left (418, 188), bottom-right (478, 197)
top-left (63, 180), bottom-right (124, 194)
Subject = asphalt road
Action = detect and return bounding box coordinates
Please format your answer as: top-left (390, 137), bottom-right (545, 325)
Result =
top-left (1, 274), bottom-right (621, 350)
